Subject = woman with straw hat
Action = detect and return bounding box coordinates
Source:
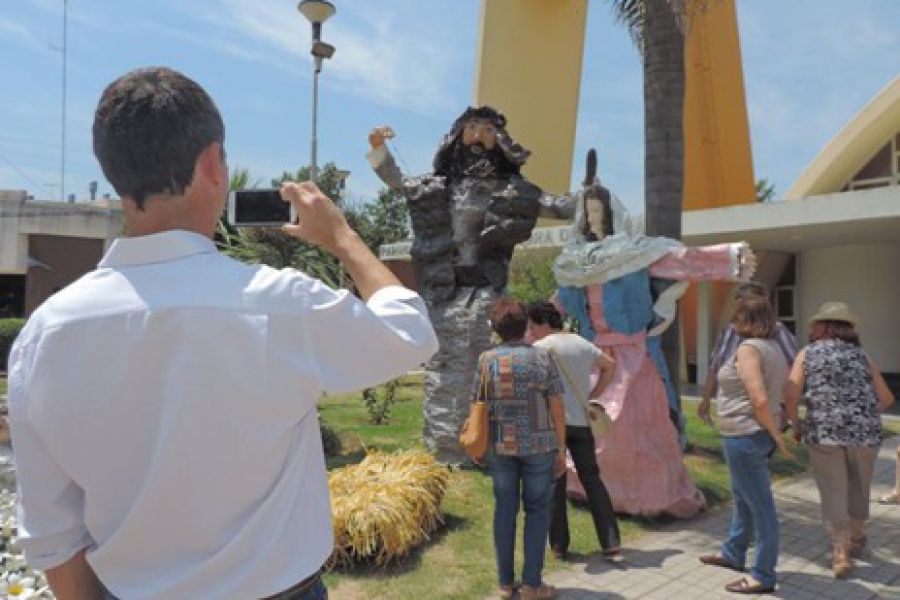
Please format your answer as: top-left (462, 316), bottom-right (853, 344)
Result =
top-left (784, 302), bottom-right (895, 579)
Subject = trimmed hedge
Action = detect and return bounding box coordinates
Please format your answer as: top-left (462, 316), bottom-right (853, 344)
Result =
top-left (0, 319), bottom-right (25, 372)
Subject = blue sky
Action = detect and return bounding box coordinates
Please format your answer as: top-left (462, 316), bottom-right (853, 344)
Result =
top-left (1, 0), bottom-right (898, 217)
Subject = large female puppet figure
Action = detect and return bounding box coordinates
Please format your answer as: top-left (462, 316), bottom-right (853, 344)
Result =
top-left (552, 151), bottom-right (756, 518)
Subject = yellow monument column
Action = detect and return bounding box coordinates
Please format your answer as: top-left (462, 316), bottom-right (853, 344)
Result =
top-left (683, 0), bottom-right (755, 210)
top-left (474, 0), bottom-right (588, 194)
top-left (680, 0), bottom-right (757, 380)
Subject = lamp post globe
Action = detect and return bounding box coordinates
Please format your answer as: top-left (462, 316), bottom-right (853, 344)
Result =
top-left (297, 0), bottom-right (335, 39)
top-left (297, 0), bottom-right (336, 183)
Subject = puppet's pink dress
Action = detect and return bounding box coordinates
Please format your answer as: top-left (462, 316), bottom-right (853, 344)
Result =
top-left (553, 239), bottom-right (750, 517)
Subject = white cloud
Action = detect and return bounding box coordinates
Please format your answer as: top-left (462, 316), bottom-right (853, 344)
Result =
top-left (178, 0), bottom-right (459, 114)
top-left (0, 16), bottom-right (55, 54)
top-left (24, 0), bottom-right (110, 30)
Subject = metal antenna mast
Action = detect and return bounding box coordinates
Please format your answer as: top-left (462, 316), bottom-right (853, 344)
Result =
top-left (61, 0), bottom-right (68, 201)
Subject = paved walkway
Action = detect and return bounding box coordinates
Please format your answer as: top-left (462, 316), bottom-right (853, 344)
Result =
top-left (488, 436), bottom-right (900, 599)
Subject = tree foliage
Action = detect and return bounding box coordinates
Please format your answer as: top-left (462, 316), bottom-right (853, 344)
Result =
top-left (755, 178), bottom-right (776, 203)
top-left (507, 250), bottom-right (560, 305)
top-left (610, 0), bottom-right (713, 53)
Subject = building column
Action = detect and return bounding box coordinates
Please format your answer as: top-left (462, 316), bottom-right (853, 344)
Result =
top-left (696, 281), bottom-right (711, 384)
top-left (474, 0), bottom-right (587, 194)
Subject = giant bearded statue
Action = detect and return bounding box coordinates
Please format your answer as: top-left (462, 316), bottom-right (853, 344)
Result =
top-left (368, 106), bottom-right (573, 301)
top-left (368, 106), bottom-right (575, 462)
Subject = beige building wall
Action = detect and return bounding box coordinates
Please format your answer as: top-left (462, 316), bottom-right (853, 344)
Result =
top-left (0, 190), bottom-right (121, 275)
top-left (799, 244), bottom-right (900, 372)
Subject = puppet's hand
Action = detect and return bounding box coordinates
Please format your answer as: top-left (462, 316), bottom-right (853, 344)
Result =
top-left (736, 243), bottom-right (757, 280)
top-left (368, 126), bottom-right (396, 149)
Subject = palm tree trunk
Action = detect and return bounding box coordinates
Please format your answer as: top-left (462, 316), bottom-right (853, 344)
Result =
top-left (643, 0), bottom-right (685, 433)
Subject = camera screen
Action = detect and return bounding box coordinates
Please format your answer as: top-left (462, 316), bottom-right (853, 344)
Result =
top-left (233, 189), bottom-right (291, 224)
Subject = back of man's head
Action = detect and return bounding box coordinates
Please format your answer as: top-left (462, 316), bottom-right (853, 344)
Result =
top-left (733, 281), bottom-right (768, 302)
top-left (527, 301), bottom-right (563, 330)
top-left (93, 67), bottom-right (224, 210)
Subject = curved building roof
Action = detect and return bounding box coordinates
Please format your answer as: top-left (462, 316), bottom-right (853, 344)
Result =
top-left (785, 77), bottom-right (900, 200)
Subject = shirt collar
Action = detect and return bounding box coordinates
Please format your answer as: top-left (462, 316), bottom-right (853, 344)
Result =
top-left (98, 230), bottom-right (218, 268)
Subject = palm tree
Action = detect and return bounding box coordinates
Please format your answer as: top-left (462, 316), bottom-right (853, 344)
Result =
top-left (609, 0), bottom-right (713, 235)
top-left (609, 0), bottom-right (711, 432)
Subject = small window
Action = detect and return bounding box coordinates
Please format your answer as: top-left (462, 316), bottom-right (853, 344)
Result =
top-left (853, 142), bottom-right (892, 181)
top-left (775, 288), bottom-right (794, 319)
top-left (776, 256), bottom-right (796, 287)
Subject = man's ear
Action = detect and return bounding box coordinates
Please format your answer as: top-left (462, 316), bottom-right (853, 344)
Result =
top-left (194, 142), bottom-right (226, 190)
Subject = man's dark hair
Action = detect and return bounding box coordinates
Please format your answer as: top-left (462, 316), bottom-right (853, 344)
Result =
top-left (93, 67), bottom-right (224, 210)
top-left (489, 297), bottom-right (528, 342)
top-left (527, 301), bottom-right (563, 330)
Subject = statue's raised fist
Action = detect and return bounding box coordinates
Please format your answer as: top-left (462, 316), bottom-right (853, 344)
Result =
top-left (368, 126), bottom-right (396, 149)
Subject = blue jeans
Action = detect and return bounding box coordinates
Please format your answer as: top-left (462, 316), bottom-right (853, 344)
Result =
top-left (721, 431), bottom-right (779, 589)
top-left (487, 451), bottom-right (556, 587)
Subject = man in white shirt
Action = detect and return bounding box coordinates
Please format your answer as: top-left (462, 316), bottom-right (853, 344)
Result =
top-left (6, 67), bottom-right (438, 600)
top-left (527, 302), bottom-right (622, 562)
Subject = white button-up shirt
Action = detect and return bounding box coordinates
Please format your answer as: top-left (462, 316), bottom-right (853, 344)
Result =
top-left (7, 230), bottom-right (438, 599)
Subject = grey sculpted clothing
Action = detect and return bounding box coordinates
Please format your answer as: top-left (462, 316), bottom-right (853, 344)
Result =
top-left (367, 145), bottom-right (574, 300)
top-left (715, 338), bottom-right (788, 437)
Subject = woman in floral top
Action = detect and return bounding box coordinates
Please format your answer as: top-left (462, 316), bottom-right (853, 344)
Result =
top-left (471, 298), bottom-right (566, 600)
top-left (784, 302), bottom-right (895, 579)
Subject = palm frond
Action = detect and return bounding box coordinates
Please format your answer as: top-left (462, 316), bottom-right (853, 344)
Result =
top-left (609, 0), bottom-right (714, 54)
top-left (609, 0), bottom-right (645, 51)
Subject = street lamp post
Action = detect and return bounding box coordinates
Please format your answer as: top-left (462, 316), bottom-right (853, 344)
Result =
top-left (297, 0), bottom-right (336, 183)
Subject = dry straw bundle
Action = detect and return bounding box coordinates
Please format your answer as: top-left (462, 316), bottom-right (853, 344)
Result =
top-left (328, 450), bottom-right (450, 568)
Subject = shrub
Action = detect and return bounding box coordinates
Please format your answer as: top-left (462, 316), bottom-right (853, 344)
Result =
top-left (362, 379), bottom-right (400, 425)
top-left (0, 319), bottom-right (25, 372)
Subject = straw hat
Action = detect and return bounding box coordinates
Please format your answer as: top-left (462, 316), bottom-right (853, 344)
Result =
top-left (807, 301), bottom-right (859, 326)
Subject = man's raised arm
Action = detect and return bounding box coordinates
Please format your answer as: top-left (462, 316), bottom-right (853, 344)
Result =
top-left (280, 181), bottom-right (438, 394)
top-left (281, 181), bottom-right (400, 300)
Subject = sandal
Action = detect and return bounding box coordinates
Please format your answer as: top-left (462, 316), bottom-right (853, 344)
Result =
top-left (520, 583), bottom-right (558, 600)
top-left (498, 584), bottom-right (517, 599)
top-left (699, 554), bottom-right (745, 573)
top-left (725, 576), bottom-right (775, 594)
top-left (878, 491), bottom-right (900, 505)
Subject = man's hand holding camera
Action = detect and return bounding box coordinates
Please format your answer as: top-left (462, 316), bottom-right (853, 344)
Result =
top-left (279, 181), bottom-right (357, 256)
top-left (279, 181), bottom-right (400, 301)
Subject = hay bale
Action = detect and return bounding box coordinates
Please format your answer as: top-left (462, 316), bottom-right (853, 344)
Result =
top-left (328, 450), bottom-right (449, 568)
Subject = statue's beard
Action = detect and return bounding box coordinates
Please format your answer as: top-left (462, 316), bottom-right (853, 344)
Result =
top-left (448, 143), bottom-right (506, 182)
